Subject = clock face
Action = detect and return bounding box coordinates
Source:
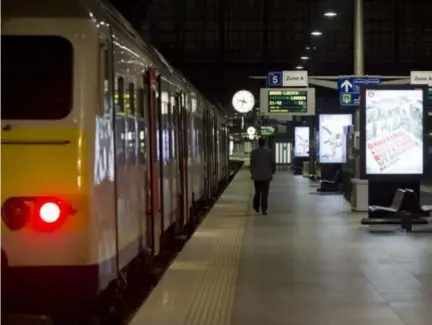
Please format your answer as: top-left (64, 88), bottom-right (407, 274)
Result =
top-left (232, 90), bottom-right (255, 113)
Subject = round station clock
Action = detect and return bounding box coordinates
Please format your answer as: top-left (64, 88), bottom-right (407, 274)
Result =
top-left (232, 90), bottom-right (255, 113)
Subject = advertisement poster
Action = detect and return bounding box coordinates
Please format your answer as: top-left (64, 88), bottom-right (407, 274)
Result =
top-left (319, 114), bottom-right (352, 163)
top-left (365, 89), bottom-right (424, 175)
top-left (294, 126), bottom-right (310, 157)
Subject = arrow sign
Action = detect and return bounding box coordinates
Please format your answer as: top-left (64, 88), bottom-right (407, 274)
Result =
top-left (338, 77), bottom-right (381, 107)
top-left (341, 80), bottom-right (353, 92)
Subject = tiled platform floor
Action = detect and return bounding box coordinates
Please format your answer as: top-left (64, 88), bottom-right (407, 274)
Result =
top-left (129, 168), bottom-right (432, 325)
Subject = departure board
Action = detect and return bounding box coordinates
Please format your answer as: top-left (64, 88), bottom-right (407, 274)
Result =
top-left (268, 90), bottom-right (308, 113)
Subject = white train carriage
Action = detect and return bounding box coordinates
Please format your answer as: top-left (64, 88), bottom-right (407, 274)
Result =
top-left (1, 0), bottom-right (228, 322)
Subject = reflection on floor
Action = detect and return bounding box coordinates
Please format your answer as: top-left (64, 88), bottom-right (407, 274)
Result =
top-left (233, 172), bottom-right (432, 325)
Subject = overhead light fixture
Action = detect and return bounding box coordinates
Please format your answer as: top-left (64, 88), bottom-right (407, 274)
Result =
top-left (300, 56), bottom-right (309, 60)
top-left (324, 11), bottom-right (337, 17)
top-left (305, 46), bottom-right (311, 50)
top-left (311, 31), bottom-right (322, 36)
top-left (295, 66), bottom-right (304, 70)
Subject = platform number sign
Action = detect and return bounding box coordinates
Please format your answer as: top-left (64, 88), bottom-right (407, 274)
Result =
top-left (267, 71), bottom-right (283, 87)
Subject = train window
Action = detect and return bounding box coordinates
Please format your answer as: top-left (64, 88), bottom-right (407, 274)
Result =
top-left (115, 77), bottom-right (125, 112)
top-left (137, 88), bottom-right (145, 118)
top-left (170, 96), bottom-right (176, 160)
top-left (2, 36), bottom-right (73, 120)
top-left (123, 81), bottom-right (130, 113)
top-left (127, 82), bottom-right (136, 115)
top-left (103, 47), bottom-right (113, 114)
top-left (137, 88), bottom-right (146, 166)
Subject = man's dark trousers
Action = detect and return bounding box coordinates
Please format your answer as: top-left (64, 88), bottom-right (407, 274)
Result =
top-left (253, 180), bottom-right (270, 212)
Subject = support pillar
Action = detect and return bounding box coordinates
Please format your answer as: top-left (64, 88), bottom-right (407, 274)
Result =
top-left (352, 0), bottom-right (368, 211)
top-left (354, 0), bottom-right (364, 75)
top-left (354, 0), bottom-right (364, 136)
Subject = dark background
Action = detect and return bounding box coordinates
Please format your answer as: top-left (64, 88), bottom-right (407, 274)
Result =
top-left (111, 0), bottom-right (432, 113)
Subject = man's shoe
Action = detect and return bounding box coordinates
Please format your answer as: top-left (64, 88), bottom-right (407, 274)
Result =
top-left (262, 211), bottom-right (268, 215)
top-left (254, 208), bottom-right (259, 213)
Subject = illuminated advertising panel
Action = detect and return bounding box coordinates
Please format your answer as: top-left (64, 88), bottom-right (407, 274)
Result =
top-left (294, 126), bottom-right (310, 157)
top-left (319, 114), bottom-right (352, 163)
top-left (268, 90), bottom-right (307, 113)
top-left (428, 88), bottom-right (432, 115)
top-left (364, 88), bottom-right (424, 175)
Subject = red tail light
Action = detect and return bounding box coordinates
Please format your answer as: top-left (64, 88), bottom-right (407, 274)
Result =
top-left (39, 202), bottom-right (61, 224)
top-left (2, 197), bottom-right (74, 231)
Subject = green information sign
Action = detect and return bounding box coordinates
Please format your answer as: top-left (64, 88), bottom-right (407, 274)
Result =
top-left (260, 126), bottom-right (276, 136)
top-left (268, 90), bottom-right (307, 113)
top-left (342, 93), bottom-right (352, 104)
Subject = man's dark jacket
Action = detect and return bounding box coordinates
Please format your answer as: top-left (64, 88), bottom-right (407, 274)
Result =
top-left (250, 147), bottom-right (276, 181)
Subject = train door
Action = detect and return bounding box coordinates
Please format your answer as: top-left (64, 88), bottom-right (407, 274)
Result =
top-left (144, 69), bottom-right (161, 256)
top-left (166, 91), bottom-right (177, 231)
top-left (203, 109), bottom-right (210, 200)
top-left (208, 112), bottom-right (215, 197)
top-left (175, 93), bottom-right (188, 229)
top-left (136, 84), bottom-right (148, 254)
top-left (158, 81), bottom-right (169, 234)
top-left (97, 30), bottom-right (120, 282)
top-left (212, 116), bottom-right (218, 191)
top-left (186, 95), bottom-right (194, 221)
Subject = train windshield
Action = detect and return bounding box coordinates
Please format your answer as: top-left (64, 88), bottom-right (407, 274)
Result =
top-left (1, 35), bottom-right (73, 120)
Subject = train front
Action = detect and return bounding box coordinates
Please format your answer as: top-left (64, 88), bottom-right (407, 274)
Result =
top-left (1, 3), bottom-right (100, 322)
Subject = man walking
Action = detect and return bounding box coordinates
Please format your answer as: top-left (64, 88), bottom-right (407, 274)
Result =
top-left (250, 137), bottom-right (276, 215)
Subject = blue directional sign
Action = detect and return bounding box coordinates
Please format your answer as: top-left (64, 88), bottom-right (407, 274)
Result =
top-left (267, 71), bottom-right (283, 87)
top-left (338, 77), bottom-right (381, 107)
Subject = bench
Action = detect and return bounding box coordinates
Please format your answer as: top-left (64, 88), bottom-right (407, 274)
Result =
top-left (317, 170), bottom-right (340, 193)
top-left (361, 217), bottom-right (428, 225)
top-left (362, 188), bottom-right (430, 232)
top-left (403, 188), bottom-right (432, 217)
top-left (368, 188), bottom-right (405, 218)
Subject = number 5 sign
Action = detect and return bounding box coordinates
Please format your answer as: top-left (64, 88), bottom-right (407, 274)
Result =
top-left (267, 71), bottom-right (283, 87)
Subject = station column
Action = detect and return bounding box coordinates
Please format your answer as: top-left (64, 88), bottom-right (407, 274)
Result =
top-left (354, 0), bottom-right (364, 76)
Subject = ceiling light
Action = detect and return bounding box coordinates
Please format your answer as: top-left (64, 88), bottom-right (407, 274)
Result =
top-left (311, 31), bottom-right (322, 36)
top-left (305, 46), bottom-right (311, 50)
top-left (324, 11), bottom-right (337, 17)
top-left (295, 66), bottom-right (304, 70)
top-left (300, 56), bottom-right (309, 60)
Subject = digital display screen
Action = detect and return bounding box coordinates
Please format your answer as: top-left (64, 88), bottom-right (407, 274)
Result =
top-left (365, 89), bottom-right (424, 175)
top-left (319, 114), bottom-right (353, 164)
top-left (294, 126), bottom-right (310, 157)
top-left (268, 90), bottom-right (307, 113)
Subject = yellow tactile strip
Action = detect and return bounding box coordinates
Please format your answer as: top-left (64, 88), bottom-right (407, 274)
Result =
top-left (183, 174), bottom-right (252, 325)
top-left (127, 169), bottom-right (252, 325)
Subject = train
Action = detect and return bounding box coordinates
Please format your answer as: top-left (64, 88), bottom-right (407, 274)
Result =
top-left (1, 0), bottom-right (229, 323)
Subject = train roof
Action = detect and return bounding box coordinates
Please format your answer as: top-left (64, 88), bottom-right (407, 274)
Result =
top-left (3, 1), bottom-right (180, 83)
top-left (2, 0), bottom-right (224, 117)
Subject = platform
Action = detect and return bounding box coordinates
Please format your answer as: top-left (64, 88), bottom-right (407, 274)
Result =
top-left (129, 169), bottom-right (432, 325)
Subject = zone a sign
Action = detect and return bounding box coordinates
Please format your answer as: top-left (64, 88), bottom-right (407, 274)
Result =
top-left (282, 70), bottom-right (308, 87)
top-left (411, 71), bottom-right (432, 86)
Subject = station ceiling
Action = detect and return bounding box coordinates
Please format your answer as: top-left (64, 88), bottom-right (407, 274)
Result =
top-left (111, 0), bottom-right (432, 112)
